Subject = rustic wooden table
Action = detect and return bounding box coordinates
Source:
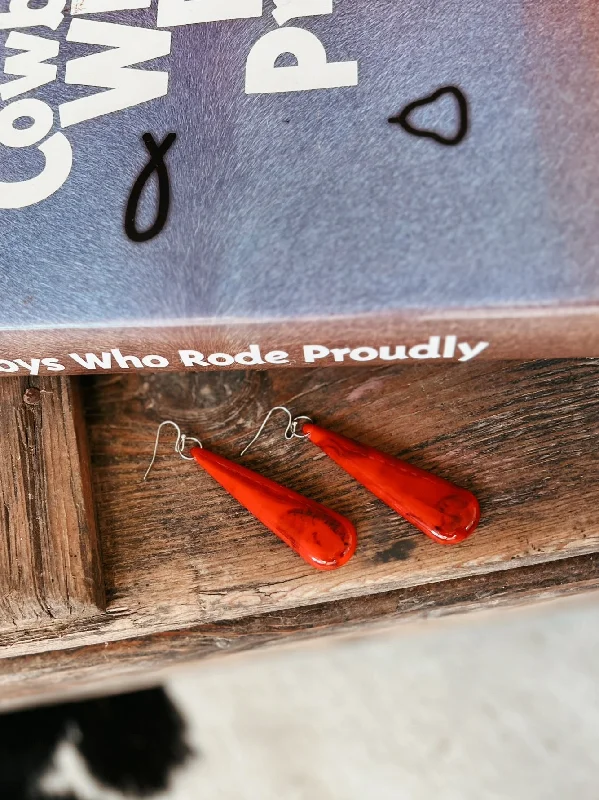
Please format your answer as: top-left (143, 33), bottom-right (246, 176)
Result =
top-left (1, 360), bottom-right (598, 710)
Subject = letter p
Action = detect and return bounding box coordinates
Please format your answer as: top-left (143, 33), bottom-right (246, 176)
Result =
top-left (303, 345), bottom-right (330, 363)
top-left (246, 28), bottom-right (358, 94)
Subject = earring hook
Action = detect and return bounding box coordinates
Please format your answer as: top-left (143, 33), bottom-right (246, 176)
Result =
top-left (143, 420), bottom-right (203, 481)
top-left (240, 406), bottom-right (312, 457)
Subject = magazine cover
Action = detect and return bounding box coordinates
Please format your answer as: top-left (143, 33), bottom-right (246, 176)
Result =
top-left (0, 0), bottom-right (598, 375)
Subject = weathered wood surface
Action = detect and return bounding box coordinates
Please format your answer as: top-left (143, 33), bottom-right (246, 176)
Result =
top-left (0, 358), bottom-right (597, 713)
top-left (2, 553), bottom-right (599, 712)
top-left (0, 377), bottom-right (105, 624)
top-left (1, 359), bottom-right (597, 662)
top-left (91, 359), bottom-right (599, 628)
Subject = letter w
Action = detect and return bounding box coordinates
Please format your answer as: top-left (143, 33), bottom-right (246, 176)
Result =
top-left (69, 352), bottom-right (113, 370)
top-left (59, 20), bottom-right (171, 129)
top-left (1, 32), bottom-right (59, 101)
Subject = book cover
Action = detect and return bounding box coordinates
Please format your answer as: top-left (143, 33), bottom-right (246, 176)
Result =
top-left (0, 0), bottom-right (598, 376)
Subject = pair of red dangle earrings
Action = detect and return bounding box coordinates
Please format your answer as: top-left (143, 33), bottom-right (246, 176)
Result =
top-left (144, 407), bottom-right (480, 571)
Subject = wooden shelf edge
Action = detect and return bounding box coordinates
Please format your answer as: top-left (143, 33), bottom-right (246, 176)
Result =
top-left (0, 314), bottom-right (597, 379)
top-left (1, 552), bottom-right (598, 712)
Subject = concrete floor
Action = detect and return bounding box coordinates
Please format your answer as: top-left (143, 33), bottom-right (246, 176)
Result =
top-left (166, 598), bottom-right (599, 800)
top-left (48, 598), bottom-right (599, 799)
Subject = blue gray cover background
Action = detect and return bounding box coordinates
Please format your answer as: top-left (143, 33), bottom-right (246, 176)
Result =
top-left (0, 0), bottom-right (597, 330)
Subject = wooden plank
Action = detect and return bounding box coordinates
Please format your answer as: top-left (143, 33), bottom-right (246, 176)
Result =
top-left (1, 552), bottom-right (599, 712)
top-left (90, 358), bottom-right (598, 629)
top-left (0, 359), bottom-right (596, 659)
top-left (1, 358), bottom-right (596, 654)
top-left (0, 359), bottom-right (596, 709)
top-left (0, 377), bottom-right (105, 624)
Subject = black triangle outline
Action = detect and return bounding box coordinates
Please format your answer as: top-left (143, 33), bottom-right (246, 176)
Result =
top-left (389, 86), bottom-right (469, 147)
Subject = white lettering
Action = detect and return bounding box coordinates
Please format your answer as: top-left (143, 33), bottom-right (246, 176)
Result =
top-left (457, 341), bottom-right (489, 362)
top-left (303, 344), bottom-right (330, 363)
top-left (0, 98), bottom-right (72, 210)
top-left (41, 357), bottom-right (66, 372)
top-left (350, 347), bottom-right (378, 362)
top-left (273, 0), bottom-right (332, 26)
top-left (264, 350), bottom-right (290, 364)
top-left (179, 350), bottom-right (209, 367)
top-left (142, 354), bottom-right (169, 368)
top-left (69, 352), bottom-right (113, 370)
top-left (111, 348), bottom-right (143, 368)
top-left (330, 348), bottom-right (350, 362)
top-left (208, 352), bottom-right (235, 366)
top-left (408, 336), bottom-right (442, 360)
top-left (71, 0), bottom-right (151, 14)
top-left (1, 33), bottom-right (59, 101)
top-left (0, 0), bottom-right (64, 32)
top-left (234, 344), bottom-right (265, 366)
top-left (0, 97), bottom-right (52, 148)
top-left (379, 346), bottom-right (407, 361)
top-left (442, 335), bottom-right (457, 359)
top-left (14, 358), bottom-right (41, 375)
top-left (157, 0), bottom-right (262, 28)
top-left (246, 28), bottom-right (358, 94)
top-left (60, 20), bottom-right (171, 128)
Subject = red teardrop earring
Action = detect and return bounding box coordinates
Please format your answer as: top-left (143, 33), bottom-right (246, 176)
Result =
top-left (242, 408), bottom-right (480, 546)
top-left (144, 421), bottom-right (357, 570)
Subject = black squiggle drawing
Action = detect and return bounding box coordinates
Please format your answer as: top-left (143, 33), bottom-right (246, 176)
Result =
top-left (125, 132), bottom-right (177, 243)
top-left (388, 86), bottom-right (469, 146)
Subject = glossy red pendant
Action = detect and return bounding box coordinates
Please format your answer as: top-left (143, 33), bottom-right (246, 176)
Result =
top-left (190, 447), bottom-right (356, 570)
top-left (302, 424), bottom-right (479, 545)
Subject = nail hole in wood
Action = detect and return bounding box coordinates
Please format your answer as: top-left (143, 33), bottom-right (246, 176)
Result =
top-left (23, 387), bottom-right (41, 406)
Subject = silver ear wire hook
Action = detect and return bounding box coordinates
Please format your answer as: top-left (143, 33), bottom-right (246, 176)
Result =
top-left (240, 406), bottom-right (313, 457)
top-left (143, 420), bottom-right (203, 481)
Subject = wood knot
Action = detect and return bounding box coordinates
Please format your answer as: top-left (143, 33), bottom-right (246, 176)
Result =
top-left (23, 387), bottom-right (41, 406)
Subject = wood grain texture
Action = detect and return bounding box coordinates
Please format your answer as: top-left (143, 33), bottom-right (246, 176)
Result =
top-left (0, 307), bottom-right (597, 378)
top-left (1, 359), bottom-right (597, 655)
top-left (0, 359), bottom-right (597, 713)
top-left (0, 377), bottom-right (105, 624)
top-left (1, 553), bottom-right (599, 712)
top-left (89, 359), bottom-right (598, 631)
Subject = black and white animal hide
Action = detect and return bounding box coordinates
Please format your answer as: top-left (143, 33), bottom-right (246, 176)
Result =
top-left (0, 688), bottom-right (192, 800)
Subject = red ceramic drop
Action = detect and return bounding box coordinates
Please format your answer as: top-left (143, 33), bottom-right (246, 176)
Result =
top-left (302, 424), bottom-right (480, 545)
top-left (190, 447), bottom-right (357, 570)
